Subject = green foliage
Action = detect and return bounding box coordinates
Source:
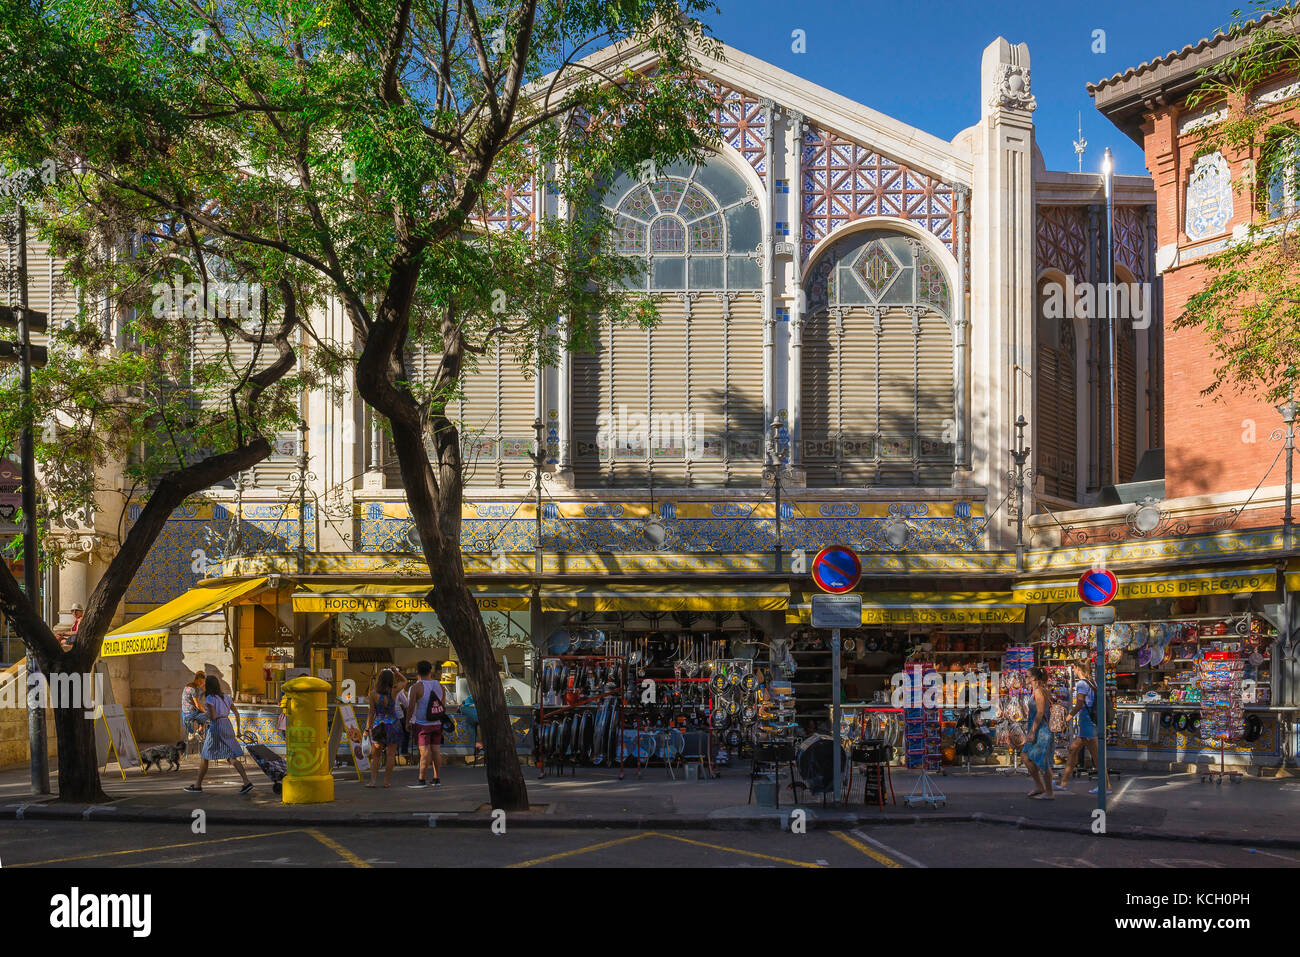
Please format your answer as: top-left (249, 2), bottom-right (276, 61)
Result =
top-left (1179, 2), bottom-right (1300, 402)
top-left (0, 0), bottom-right (721, 453)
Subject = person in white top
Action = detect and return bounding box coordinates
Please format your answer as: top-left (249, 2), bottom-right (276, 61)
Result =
top-left (405, 660), bottom-right (446, 788)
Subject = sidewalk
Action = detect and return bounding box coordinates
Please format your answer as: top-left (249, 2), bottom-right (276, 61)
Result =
top-left (3, 759), bottom-right (1300, 847)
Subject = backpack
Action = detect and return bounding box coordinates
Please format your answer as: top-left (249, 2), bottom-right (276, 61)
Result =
top-left (1080, 679), bottom-right (1097, 723)
top-left (422, 681), bottom-right (446, 723)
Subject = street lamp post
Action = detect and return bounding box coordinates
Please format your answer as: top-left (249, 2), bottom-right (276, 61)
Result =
top-left (1277, 400), bottom-right (1297, 757)
top-left (1278, 400), bottom-right (1296, 555)
top-left (1102, 148), bottom-right (1120, 488)
top-left (766, 419), bottom-right (783, 574)
top-left (1011, 415), bottom-right (1031, 573)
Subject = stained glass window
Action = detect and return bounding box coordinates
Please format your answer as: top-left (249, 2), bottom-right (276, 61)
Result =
top-left (650, 216), bottom-right (686, 253)
top-left (689, 214), bottom-right (724, 252)
top-left (601, 154), bottom-right (761, 291)
top-left (615, 217), bottom-right (647, 254)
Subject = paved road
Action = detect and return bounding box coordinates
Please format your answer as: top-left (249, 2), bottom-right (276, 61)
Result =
top-left (1, 821), bottom-right (1296, 868)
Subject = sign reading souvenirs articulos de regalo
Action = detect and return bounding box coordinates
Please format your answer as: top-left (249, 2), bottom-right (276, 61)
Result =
top-left (1014, 568), bottom-right (1276, 605)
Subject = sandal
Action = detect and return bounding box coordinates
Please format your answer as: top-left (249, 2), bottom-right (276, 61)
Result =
top-left (1031, 793), bottom-right (1054, 800)
top-left (1026, 789), bottom-right (1044, 798)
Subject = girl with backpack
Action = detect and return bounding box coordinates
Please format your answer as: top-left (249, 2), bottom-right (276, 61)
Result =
top-left (366, 667), bottom-right (407, 788)
top-left (1056, 660), bottom-right (1110, 793)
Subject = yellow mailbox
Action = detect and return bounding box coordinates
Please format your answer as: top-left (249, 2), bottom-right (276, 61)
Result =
top-left (279, 675), bottom-right (334, 804)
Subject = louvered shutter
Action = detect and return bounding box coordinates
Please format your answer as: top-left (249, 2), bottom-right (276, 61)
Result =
top-left (686, 297), bottom-right (727, 486)
top-left (800, 311), bottom-right (837, 487)
top-left (1119, 324), bottom-right (1138, 484)
top-left (916, 311), bottom-right (954, 487)
top-left (876, 308), bottom-right (916, 486)
top-left (648, 309), bottom-right (689, 485)
top-left (838, 309), bottom-right (878, 487)
top-left (725, 295), bottom-right (765, 486)
top-left (609, 320), bottom-right (651, 487)
top-left (572, 326), bottom-right (607, 486)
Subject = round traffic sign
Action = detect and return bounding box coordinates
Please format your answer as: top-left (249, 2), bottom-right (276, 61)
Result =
top-left (811, 545), bottom-right (862, 594)
top-left (1078, 568), bottom-right (1119, 606)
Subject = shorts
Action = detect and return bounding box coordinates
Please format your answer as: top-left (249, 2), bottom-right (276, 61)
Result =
top-left (1076, 711), bottom-right (1097, 739)
top-left (413, 723), bottom-right (443, 748)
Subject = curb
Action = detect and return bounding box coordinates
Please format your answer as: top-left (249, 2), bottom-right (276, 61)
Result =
top-left (4, 802), bottom-right (1300, 848)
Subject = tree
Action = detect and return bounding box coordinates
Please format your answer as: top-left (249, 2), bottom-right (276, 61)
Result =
top-left (1179, 3), bottom-right (1300, 403)
top-left (0, 0), bottom-right (722, 809)
top-left (0, 176), bottom-right (307, 801)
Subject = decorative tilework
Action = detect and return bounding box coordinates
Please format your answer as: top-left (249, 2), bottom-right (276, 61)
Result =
top-left (1185, 152), bottom-right (1233, 241)
top-left (1114, 205), bottom-right (1147, 282)
top-left (125, 501), bottom-right (318, 606)
top-left (1035, 205), bottom-right (1089, 285)
top-left (354, 499), bottom-right (985, 555)
top-left (698, 77), bottom-right (767, 182)
top-left (801, 126), bottom-right (957, 259)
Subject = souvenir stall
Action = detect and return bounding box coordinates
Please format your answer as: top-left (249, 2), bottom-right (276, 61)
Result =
top-left (1030, 608), bottom-right (1282, 771)
top-left (532, 616), bottom-right (776, 777)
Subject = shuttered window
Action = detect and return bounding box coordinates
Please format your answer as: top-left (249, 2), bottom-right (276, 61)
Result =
top-left (801, 231), bottom-right (955, 487)
top-left (1097, 318), bottom-right (1139, 486)
top-left (573, 153), bottom-right (765, 488)
top-left (1035, 278), bottom-right (1078, 500)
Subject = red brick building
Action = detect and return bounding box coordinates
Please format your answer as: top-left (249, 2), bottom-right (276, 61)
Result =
top-left (1078, 13), bottom-right (1300, 536)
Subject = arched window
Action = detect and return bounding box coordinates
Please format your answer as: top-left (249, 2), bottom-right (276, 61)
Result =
top-left (1035, 276), bottom-right (1078, 500)
top-left (571, 156), bottom-right (765, 487)
top-left (604, 159), bottom-right (762, 291)
top-left (800, 230), bottom-right (955, 487)
top-left (1261, 126), bottom-right (1300, 221)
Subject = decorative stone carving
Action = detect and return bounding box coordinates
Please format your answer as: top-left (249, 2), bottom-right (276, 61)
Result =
top-left (988, 64), bottom-right (1037, 113)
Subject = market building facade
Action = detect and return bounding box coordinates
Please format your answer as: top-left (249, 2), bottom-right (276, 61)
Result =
top-left (6, 24), bottom-right (1295, 776)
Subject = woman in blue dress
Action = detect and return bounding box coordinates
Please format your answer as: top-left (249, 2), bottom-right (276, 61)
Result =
top-left (1020, 667), bottom-right (1055, 800)
top-left (185, 675), bottom-right (254, 794)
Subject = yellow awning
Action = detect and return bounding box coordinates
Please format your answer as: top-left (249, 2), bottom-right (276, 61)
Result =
top-left (1286, 560), bottom-right (1300, 593)
top-left (1015, 565), bottom-right (1279, 605)
top-left (102, 577), bottom-right (268, 656)
top-left (292, 582), bottom-right (531, 613)
top-left (540, 583), bottom-right (789, 613)
top-left (785, 592), bottom-right (1024, 625)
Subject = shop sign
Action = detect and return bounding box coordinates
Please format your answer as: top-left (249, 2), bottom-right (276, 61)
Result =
top-left (860, 606), bottom-right (1025, 625)
top-left (811, 594), bottom-right (862, 628)
top-left (100, 631), bottom-right (169, 657)
top-left (1015, 568), bottom-right (1276, 604)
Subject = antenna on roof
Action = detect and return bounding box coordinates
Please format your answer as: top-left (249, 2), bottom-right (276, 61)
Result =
top-left (1073, 112), bottom-right (1088, 173)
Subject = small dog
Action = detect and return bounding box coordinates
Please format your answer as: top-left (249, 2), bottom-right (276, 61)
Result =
top-left (140, 740), bottom-right (187, 773)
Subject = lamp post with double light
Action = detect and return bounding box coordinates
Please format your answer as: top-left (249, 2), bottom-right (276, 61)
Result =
top-left (765, 419), bottom-right (784, 574)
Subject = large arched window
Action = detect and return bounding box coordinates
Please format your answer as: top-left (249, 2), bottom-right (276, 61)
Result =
top-left (1035, 275), bottom-right (1078, 501)
top-left (800, 230), bottom-right (955, 487)
top-left (605, 159), bottom-right (763, 291)
top-left (572, 156), bottom-right (765, 487)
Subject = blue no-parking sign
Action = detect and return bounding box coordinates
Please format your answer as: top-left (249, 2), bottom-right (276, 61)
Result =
top-left (811, 545), bottom-right (862, 594)
top-left (1078, 567), bottom-right (1119, 606)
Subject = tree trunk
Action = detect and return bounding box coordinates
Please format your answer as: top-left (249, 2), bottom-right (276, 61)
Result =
top-left (51, 650), bottom-right (107, 803)
top-left (385, 415), bottom-right (530, 811)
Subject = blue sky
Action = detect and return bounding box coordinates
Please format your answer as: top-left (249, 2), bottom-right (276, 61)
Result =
top-left (703, 0), bottom-right (1242, 177)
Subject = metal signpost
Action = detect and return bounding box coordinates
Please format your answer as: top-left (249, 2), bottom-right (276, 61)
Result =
top-left (1078, 568), bottom-right (1119, 818)
top-left (810, 546), bottom-right (863, 803)
top-left (1, 206), bottom-right (51, 795)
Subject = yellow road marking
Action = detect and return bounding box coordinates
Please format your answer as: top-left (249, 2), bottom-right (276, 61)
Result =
top-left (646, 832), bottom-right (823, 868)
top-left (506, 832), bottom-right (651, 867)
top-left (508, 831), bottom-right (822, 868)
top-left (830, 830), bottom-right (902, 868)
top-left (304, 828), bottom-right (372, 868)
top-left (8, 829), bottom-right (302, 868)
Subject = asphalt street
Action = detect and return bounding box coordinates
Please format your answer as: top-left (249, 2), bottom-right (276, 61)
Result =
top-left (1, 820), bottom-right (1296, 868)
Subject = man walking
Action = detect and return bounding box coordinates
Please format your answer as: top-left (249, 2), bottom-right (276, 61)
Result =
top-left (405, 660), bottom-right (445, 788)
top-left (1056, 660), bottom-right (1109, 793)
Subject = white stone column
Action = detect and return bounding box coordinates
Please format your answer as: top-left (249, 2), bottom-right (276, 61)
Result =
top-left (970, 38), bottom-right (1036, 549)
